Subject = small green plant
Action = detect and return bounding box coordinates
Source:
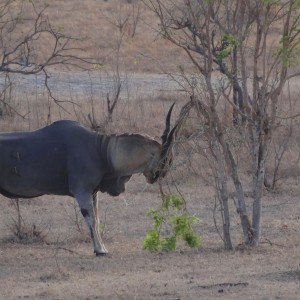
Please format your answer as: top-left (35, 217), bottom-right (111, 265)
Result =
top-left (217, 34), bottom-right (239, 61)
top-left (144, 194), bottom-right (201, 252)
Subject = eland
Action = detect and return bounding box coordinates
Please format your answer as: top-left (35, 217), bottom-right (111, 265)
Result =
top-left (0, 104), bottom-right (177, 256)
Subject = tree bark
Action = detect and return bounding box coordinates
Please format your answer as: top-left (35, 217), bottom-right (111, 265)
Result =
top-left (219, 178), bottom-right (233, 250)
top-left (225, 143), bottom-right (253, 244)
top-left (252, 166), bottom-right (264, 246)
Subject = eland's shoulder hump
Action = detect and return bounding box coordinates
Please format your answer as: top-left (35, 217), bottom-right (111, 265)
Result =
top-left (50, 120), bottom-right (81, 127)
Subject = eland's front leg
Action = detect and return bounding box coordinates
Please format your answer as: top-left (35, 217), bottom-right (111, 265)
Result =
top-left (75, 191), bottom-right (108, 256)
top-left (92, 193), bottom-right (107, 255)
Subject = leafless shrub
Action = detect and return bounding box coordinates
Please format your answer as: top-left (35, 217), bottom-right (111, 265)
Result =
top-left (104, 1), bottom-right (142, 37)
top-left (146, 0), bottom-right (300, 248)
top-left (0, 0), bottom-right (95, 116)
top-left (7, 199), bottom-right (50, 244)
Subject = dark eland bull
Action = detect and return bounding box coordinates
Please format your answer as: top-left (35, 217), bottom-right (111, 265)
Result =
top-left (0, 104), bottom-right (177, 256)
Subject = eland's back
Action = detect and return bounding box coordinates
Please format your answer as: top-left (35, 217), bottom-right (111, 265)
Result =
top-left (0, 120), bottom-right (99, 198)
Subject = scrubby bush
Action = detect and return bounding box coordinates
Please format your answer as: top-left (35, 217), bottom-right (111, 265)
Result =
top-left (144, 194), bottom-right (200, 252)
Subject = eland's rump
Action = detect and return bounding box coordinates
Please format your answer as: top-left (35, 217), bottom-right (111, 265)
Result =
top-left (0, 120), bottom-right (98, 198)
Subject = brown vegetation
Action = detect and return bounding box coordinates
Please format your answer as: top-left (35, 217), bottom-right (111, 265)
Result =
top-left (0, 1), bottom-right (299, 299)
top-left (31, 0), bottom-right (189, 73)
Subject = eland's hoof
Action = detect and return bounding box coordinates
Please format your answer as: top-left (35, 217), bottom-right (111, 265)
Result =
top-left (95, 252), bottom-right (107, 257)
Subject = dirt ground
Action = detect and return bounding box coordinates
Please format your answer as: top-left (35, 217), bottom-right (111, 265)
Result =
top-left (0, 65), bottom-right (299, 300)
top-left (0, 173), bottom-right (299, 300)
top-left (0, 2), bottom-right (299, 298)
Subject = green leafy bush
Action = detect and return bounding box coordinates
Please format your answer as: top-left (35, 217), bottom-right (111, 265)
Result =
top-left (144, 195), bottom-right (201, 252)
top-left (217, 33), bottom-right (239, 61)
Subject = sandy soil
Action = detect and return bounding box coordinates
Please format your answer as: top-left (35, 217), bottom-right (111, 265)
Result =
top-left (0, 174), bottom-right (299, 300)
top-left (0, 2), bottom-right (299, 299)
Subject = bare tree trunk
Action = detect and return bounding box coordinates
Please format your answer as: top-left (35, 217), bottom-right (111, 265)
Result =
top-left (218, 175), bottom-right (233, 250)
top-left (225, 143), bottom-right (253, 244)
top-left (252, 165), bottom-right (264, 246)
top-left (251, 132), bottom-right (267, 245)
top-left (213, 137), bottom-right (233, 250)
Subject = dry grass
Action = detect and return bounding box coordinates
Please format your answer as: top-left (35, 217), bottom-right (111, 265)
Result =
top-left (12, 0), bottom-right (190, 73)
top-left (0, 1), bottom-right (300, 299)
top-left (0, 174), bottom-right (299, 300)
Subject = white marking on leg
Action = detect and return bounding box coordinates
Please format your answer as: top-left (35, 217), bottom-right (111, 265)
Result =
top-left (92, 193), bottom-right (108, 254)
